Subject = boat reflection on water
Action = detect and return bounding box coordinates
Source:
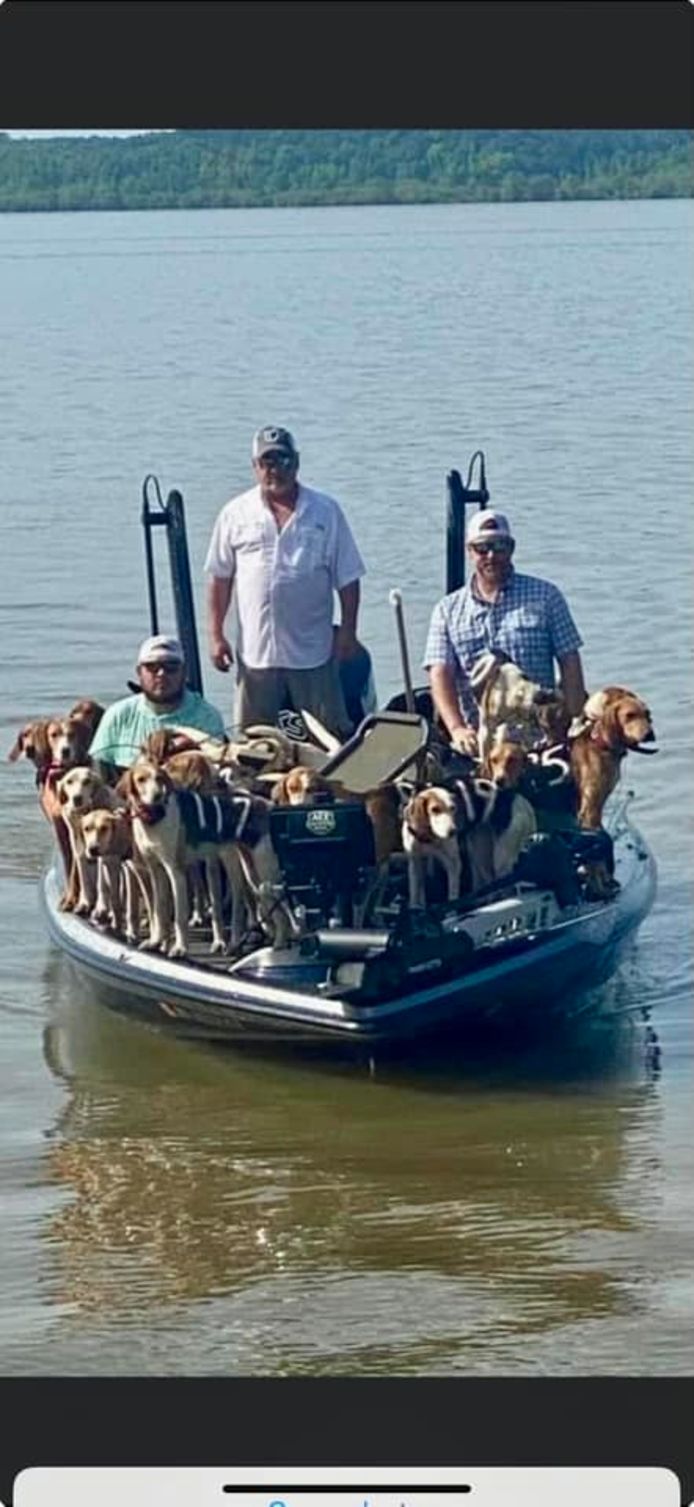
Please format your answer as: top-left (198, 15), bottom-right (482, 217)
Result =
top-left (37, 954), bottom-right (664, 1373)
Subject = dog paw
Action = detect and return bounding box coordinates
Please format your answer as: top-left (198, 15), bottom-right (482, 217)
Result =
top-left (210, 938), bottom-right (227, 955)
top-left (75, 900), bottom-right (91, 917)
top-left (168, 942), bottom-right (187, 959)
top-left (91, 907), bottom-right (109, 926)
top-left (138, 937), bottom-right (160, 952)
top-left (58, 896), bottom-right (75, 913)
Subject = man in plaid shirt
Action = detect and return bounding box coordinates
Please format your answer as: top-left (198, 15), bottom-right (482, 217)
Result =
top-left (423, 509), bottom-right (586, 755)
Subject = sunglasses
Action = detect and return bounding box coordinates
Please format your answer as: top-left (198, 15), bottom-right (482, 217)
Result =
top-left (141, 660), bottom-right (182, 674)
top-left (471, 540), bottom-right (511, 556)
top-left (258, 451), bottom-right (295, 469)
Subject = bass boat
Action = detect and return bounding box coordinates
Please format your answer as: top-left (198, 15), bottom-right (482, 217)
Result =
top-left (41, 458), bottom-right (657, 1048)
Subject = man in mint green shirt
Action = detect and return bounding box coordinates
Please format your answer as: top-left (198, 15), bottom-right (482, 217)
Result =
top-left (89, 634), bottom-right (226, 776)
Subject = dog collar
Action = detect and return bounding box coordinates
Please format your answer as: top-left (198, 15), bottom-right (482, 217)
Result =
top-left (589, 723), bottom-right (621, 754)
top-left (40, 763), bottom-right (67, 791)
top-left (132, 800), bottom-right (167, 826)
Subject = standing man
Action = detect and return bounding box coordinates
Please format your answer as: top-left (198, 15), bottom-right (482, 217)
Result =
top-left (204, 426), bottom-right (365, 737)
top-left (424, 509), bottom-right (586, 754)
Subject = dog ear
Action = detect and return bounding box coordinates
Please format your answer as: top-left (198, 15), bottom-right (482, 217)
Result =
top-left (159, 767), bottom-right (174, 796)
top-left (270, 772), bottom-right (290, 804)
top-left (468, 652), bottom-right (500, 700)
top-left (7, 730), bottom-right (25, 761)
top-left (599, 698), bottom-right (627, 749)
top-left (57, 780), bottom-right (69, 804)
top-left (407, 792), bottom-right (433, 842)
top-left (115, 768), bottom-right (134, 803)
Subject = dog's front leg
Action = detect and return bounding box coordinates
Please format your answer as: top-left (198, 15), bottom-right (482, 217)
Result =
top-left (466, 828), bottom-right (495, 891)
top-left (139, 861), bottom-right (169, 951)
top-left (204, 856), bottom-right (227, 953)
top-left (106, 857), bottom-right (124, 933)
top-left (123, 860), bottom-right (141, 944)
top-left (51, 813), bottom-right (75, 892)
top-left (91, 857), bottom-right (112, 925)
top-left (407, 853), bottom-right (426, 908)
top-left (74, 849), bottom-right (97, 916)
top-left (221, 848), bottom-right (249, 952)
top-left (58, 817), bottom-right (82, 912)
top-left (188, 861), bottom-right (207, 928)
top-left (440, 842), bottom-right (462, 901)
top-left (162, 863), bottom-right (189, 958)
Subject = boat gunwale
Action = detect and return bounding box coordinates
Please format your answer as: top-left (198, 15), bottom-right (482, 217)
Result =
top-left (41, 819), bottom-right (657, 1038)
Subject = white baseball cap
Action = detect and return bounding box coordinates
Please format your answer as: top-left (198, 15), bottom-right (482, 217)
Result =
top-left (466, 509), bottom-right (513, 546)
top-left (137, 634), bottom-right (184, 666)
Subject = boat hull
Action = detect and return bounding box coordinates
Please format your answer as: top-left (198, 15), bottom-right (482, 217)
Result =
top-left (41, 819), bottom-right (657, 1047)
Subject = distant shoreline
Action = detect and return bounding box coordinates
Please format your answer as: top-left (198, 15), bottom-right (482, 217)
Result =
top-left (1, 128), bottom-right (691, 214)
top-left (1, 193), bottom-right (692, 216)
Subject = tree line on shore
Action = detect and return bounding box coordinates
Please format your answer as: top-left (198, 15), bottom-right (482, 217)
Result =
top-left (0, 129), bottom-right (691, 212)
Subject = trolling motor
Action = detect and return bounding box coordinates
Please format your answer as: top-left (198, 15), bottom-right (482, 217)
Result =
top-left (446, 449), bottom-right (489, 592)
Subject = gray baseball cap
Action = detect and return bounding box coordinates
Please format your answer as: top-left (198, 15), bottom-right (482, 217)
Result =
top-left (251, 425), bottom-right (298, 461)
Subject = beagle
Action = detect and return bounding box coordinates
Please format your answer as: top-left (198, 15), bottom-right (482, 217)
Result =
top-left (403, 775), bottom-right (536, 905)
top-left (80, 807), bottom-right (151, 941)
top-left (9, 714), bottom-right (99, 892)
top-left (470, 651), bottom-right (565, 768)
top-left (57, 765), bottom-right (123, 913)
top-left (117, 759), bottom-right (293, 957)
top-left (268, 766), bottom-right (402, 867)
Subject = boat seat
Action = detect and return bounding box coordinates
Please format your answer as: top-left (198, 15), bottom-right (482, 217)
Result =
top-left (319, 711), bottom-right (429, 793)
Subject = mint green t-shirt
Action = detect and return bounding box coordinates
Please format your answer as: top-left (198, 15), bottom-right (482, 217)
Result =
top-left (88, 688), bottom-right (226, 769)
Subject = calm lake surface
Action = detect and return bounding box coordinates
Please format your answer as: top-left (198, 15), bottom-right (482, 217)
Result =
top-left (0, 199), bottom-right (692, 1376)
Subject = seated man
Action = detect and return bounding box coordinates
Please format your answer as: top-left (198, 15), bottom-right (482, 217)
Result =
top-left (89, 634), bottom-right (226, 779)
top-left (424, 508), bottom-right (586, 754)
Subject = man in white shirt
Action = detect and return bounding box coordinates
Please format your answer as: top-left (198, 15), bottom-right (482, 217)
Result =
top-left (204, 425), bottom-right (365, 736)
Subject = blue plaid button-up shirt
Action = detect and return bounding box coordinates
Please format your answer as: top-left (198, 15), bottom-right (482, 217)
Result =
top-left (423, 568), bottom-right (582, 726)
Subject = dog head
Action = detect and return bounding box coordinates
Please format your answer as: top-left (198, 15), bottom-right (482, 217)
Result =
top-left (469, 651), bottom-right (508, 700)
top-left (80, 807), bottom-right (131, 861)
top-left (46, 717), bottom-right (85, 771)
top-left (57, 765), bottom-right (105, 815)
top-left (534, 691), bottom-right (570, 744)
top-left (268, 766), bottom-right (333, 806)
top-left (404, 786), bottom-right (458, 843)
top-left (584, 686), bottom-right (656, 753)
top-left (163, 749), bottom-right (219, 793)
top-left (8, 718), bottom-right (53, 767)
top-left (140, 727), bottom-right (199, 764)
top-left (116, 759), bottom-right (173, 812)
top-left (486, 731), bottom-right (528, 789)
top-left (67, 699), bottom-right (105, 745)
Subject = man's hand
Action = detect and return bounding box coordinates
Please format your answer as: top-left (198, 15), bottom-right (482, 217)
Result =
top-left (333, 625), bottom-right (359, 661)
top-left (449, 725), bottom-right (478, 756)
top-left (209, 635), bottom-right (234, 672)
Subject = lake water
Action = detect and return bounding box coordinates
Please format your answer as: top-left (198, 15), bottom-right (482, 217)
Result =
top-left (0, 199), bottom-right (692, 1376)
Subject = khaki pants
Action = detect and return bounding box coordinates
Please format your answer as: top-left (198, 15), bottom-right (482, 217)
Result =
top-left (235, 657), bottom-right (351, 739)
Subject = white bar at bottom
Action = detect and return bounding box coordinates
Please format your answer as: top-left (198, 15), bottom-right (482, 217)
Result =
top-left (11, 1465), bottom-right (682, 1506)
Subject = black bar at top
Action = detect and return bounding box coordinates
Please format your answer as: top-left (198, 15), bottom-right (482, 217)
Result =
top-left (221, 1490), bottom-right (472, 1497)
